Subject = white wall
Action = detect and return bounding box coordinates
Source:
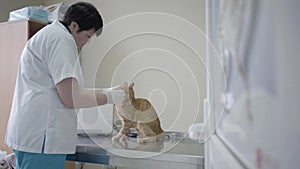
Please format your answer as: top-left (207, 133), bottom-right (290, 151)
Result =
top-left (0, 0), bottom-right (44, 22)
top-left (45, 0), bottom-right (206, 132)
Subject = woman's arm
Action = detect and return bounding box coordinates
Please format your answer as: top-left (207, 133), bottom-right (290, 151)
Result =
top-left (56, 77), bottom-right (108, 109)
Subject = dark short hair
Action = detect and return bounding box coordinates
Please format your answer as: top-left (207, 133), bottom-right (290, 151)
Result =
top-left (63, 2), bottom-right (103, 36)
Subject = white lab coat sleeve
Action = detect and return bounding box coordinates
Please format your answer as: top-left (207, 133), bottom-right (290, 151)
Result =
top-left (46, 37), bottom-right (80, 85)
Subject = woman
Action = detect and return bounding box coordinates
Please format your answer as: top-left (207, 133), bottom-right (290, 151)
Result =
top-left (5, 2), bottom-right (124, 169)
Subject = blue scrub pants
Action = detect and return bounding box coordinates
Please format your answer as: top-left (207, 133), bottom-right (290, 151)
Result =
top-left (14, 150), bottom-right (66, 169)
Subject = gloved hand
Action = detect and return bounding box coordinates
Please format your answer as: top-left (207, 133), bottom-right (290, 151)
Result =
top-left (105, 89), bottom-right (126, 104)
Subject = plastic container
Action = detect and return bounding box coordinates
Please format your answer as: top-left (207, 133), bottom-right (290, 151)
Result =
top-left (43, 2), bottom-right (69, 22)
top-left (188, 123), bottom-right (204, 141)
top-left (9, 6), bottom-right (48, 23)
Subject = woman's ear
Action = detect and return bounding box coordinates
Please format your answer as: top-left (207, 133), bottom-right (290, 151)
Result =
top-left (69, 22), bottom-right (79, 32)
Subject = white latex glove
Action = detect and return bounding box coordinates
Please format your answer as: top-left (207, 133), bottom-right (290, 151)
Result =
top-left (105, 89), bottom-right (125, 104)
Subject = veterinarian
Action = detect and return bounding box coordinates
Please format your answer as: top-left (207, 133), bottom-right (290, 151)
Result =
top-left (5, 2), bottom-right (125, 169)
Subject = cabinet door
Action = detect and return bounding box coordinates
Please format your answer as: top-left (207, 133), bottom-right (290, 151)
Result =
top-left (0, 19), bottom-right (45, 153)
top-left (0, 20), bottom-right (28, 153)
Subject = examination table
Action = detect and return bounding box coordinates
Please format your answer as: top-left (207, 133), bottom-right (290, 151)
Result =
top-left (67, 131), bottom-right (204, 169)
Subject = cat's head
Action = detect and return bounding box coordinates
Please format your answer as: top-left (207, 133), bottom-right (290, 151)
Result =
top-left (115, 82), bottom-right (132, 91)
top-left (116, 82), bottom-right (135, 102)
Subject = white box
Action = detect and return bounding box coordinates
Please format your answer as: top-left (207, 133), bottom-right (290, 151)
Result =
top-left (77, 104), bottom-right (114, 135)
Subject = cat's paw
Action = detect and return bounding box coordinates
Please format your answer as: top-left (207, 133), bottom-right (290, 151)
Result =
top-left (112, 133), bottom-right (128, 143)
top-left (112, 134), bottom-right (122, 143)
top-left (119, 135), bottom-right (128, 147)
top-left (112, 136), bottom-right (119, 143)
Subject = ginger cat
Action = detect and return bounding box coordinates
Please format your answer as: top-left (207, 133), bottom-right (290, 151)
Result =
top-left (112, 82), bottom-right (164, 144)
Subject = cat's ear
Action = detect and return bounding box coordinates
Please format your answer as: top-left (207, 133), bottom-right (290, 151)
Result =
top-left (129, 82), bottom-right (134, 88)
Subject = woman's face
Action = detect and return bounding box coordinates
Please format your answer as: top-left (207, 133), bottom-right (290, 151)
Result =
top-left (69, 22), bottom-right (96, 49)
